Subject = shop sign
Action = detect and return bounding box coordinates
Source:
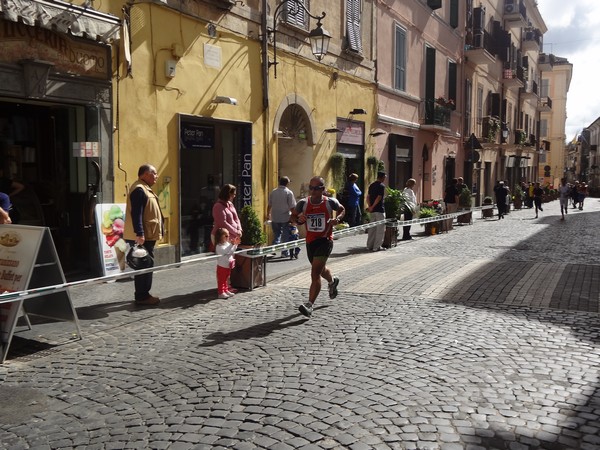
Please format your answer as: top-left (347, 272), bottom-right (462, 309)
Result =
top-left (180, 122), bottom-right (215, 149)
top-left (0, 19), bottom-right (110, 80)
top-left (337, 119), bottom-right (365, 146)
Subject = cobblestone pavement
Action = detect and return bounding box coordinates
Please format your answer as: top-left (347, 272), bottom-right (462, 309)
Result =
top-left (1, 200), bottom-right (599, 449)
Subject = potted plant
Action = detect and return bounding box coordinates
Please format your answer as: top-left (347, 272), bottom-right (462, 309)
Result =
top-left (382, 187), bottom-right (408, 248)
top-left (457, 186), bottom-right (473, 224)
top-left (328, 153), bottom-right (346, 193)
top-left (513, 185), bottom-right (524, 209)
top-left (418, 206), bottom-right (441, 235)
top-left (482, 196), bottom-right (494, 218)
top-left (231, 205), bottom-right (267, 290)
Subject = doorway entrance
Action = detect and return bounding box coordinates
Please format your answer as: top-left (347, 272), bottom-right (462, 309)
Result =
top-left (0, 99), bottom-right (102, 280)
top-left (179, 116), bottom-right (252, 258)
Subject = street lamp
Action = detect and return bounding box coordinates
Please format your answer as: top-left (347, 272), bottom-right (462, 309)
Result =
top-left (266, 0), bottom-right (330, 78)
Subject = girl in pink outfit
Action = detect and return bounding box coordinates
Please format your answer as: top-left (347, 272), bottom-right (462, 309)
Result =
top-left (211, 184), bottom-right (243, 250)
top-left (215, 228), bottom-right (240, 298)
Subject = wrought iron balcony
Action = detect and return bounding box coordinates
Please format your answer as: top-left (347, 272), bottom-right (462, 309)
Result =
top-left (465, 30), bottom-right (496, 66)
top-left (504, 0), bottom-right (527, 28)
top-left (423, 100), bottom-right (451, 129)
top-left (503, 66), bottom-right (525, 89)
top-left (522, 28), bottom-right (542, 52)
top-left (539, 96), bottom-right (552, 112)
top-left (539, 53), bottom-right (555, 71)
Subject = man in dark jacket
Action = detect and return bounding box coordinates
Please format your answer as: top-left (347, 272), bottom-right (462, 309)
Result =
top-left (494, 181), bottom-right (509, 219)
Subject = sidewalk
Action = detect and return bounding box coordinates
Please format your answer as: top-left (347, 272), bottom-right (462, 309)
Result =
top-left (1, 199), bottom-right (599, 449)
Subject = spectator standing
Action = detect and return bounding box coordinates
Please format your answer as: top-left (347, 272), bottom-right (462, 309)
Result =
top-left (533, 182), bottom-right (544, 218)
top-left (0, 192), bottom-right (12, 224)
top-left (214, 227), bottom-right (240, 299)
top-left (366, 171), bottom-right (387, 252)
top-left (494, 181), bottom-right (509, 219)
top-left (577, 183), bottom-right (587, 210)
top-left (402, 178), bottom-right (417, 241)
top-left (123, 164), bottom-right (163, 306)
top-left (266, 176), bottom-right (296, 257)
top-left (443, 178), bottom-right (459, 231)
top-left (292, 176), bottom-right (345, 318)
top-left (211, 184), bottom-right (243, 249)
top-left (344, 173), bottom-right (362, 227)
top-left (527, 182), bottom-right (535, 208)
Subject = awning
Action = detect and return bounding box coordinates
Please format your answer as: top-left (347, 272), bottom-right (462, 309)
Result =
top-left (1, 0), bottom-right (120, 43)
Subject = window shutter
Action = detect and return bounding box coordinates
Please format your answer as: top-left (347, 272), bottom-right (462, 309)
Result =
top-left (450, 0), bottom-right (459, 28)
top-left (395, 26), bottom-right (406, 90)
top-left (284, 0), bottom-right (307, 29)
top-left (489, 92), bottom-right (501, 117)
top-left (346, 0), bottom-right (362, 53)
top-left (448, 62), bottom-right (457, 109)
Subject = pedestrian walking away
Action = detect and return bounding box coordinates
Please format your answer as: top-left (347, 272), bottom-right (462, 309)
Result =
top-left (123, 163), bottom-right (164, 306)
top-left (266, 176), bottom-right (296, 257)
top-left (366, 171), bottom-right (386, 252)
top-left (558, 178), bottom-right (570, 220)
top-left (533, 182), bottom-right (544, 218)
top-left (292, 176), bottom-right (345, 318)
top-left (214, 228), bottom-right (240, 298)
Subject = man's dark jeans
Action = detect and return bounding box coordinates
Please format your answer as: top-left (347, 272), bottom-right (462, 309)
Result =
top-left (127, 239), bottom-right (156, 301)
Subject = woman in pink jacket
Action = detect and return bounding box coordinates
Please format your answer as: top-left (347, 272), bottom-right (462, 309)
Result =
top-left (211, 184), bottom-right (243, 249)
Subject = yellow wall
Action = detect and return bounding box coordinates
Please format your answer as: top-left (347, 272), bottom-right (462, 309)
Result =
top-left (113, 3), bottom-right (265, 246)
top-left (110, 3), bottom-right (376, 250)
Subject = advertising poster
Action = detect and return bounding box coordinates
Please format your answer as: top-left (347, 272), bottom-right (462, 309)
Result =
top-left (0, 226), bottom-right (44, 351)
top-left (95, 204), bottom-right (130, 276)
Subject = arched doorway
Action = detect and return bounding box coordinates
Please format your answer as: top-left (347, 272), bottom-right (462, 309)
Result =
top-left (273, 95), bottom-right (316, 198)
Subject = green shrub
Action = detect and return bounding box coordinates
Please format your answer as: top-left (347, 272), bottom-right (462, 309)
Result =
top-left (239, 205), bottom-right (267, 246)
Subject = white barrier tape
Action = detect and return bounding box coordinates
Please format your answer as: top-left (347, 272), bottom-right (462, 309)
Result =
top-left (0, 205), bottom-right (495, 303)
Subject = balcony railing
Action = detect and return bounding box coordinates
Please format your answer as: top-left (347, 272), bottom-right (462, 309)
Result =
top-left (424, 101), bottom-right (451, 129)
top-left (540, 96), bottom-right (553, 111)
top-left (522, 28), bottom-right (542, 48)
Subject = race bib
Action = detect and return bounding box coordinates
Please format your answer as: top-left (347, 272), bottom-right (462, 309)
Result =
top-left (306, 213), bottom-right (326, 232)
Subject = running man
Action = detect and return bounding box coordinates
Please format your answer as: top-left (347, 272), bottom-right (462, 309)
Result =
top-left (558, 178), bottom-right (570, 220)
top-left (292, 176), bottom-right (345, 318)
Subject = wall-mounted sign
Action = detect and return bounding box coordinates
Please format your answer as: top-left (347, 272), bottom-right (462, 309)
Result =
top-left (180, 122), bottom-right (215, 149)
top-left (73, 142), bottom-right (99, 157)
top-left (0, 19), bottom-right (111, 80)
top-left (337, 119), bottom-right (365, 146)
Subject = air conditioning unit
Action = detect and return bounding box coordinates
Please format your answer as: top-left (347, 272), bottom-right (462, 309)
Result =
top-left (504, 0), bottom-right (516, 14)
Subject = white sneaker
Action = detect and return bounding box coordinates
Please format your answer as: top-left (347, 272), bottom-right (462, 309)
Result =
top-left (225, 291), bottom-right (235, 297)
top-left (218, 293), bottom-right (230, 299)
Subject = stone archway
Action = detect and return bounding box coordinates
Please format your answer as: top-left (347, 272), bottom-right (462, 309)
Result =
top-left (273, 94), bottom-right (316, 198)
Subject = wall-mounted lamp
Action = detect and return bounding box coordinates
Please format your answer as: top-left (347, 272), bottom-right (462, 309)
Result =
top-left (349, 108), bottom-right (367, 115)
top-left (266, 0), bottom-right (331, 79)
top-left (212, 96), bottom-right (238, 105)
top-left (369, 128), bottom-right (386, 137)
top-left (207, 22), bottom-right (217, 38)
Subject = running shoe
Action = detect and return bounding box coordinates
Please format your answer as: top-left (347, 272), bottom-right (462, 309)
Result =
top-left (329, 276), bottom-right (340, 299)
top-left (298, 302), bottom-right (313, 318)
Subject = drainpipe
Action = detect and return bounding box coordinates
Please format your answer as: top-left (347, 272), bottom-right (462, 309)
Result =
top-left (261, 0), bottom-right (272, 214)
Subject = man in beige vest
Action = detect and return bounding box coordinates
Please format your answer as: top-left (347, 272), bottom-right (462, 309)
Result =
top-left (124, 164), bottom-right (163, 305)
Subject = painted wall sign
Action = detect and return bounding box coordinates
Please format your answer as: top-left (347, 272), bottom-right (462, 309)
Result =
top-left (0, 19), bottom-right (111, 80)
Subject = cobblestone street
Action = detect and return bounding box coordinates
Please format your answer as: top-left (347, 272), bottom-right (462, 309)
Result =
top-left (1, 199), bottom-right (599, 449)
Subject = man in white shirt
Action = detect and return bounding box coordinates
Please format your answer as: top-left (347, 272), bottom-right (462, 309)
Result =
top-left (267, 176), bottom-right (296, 257)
